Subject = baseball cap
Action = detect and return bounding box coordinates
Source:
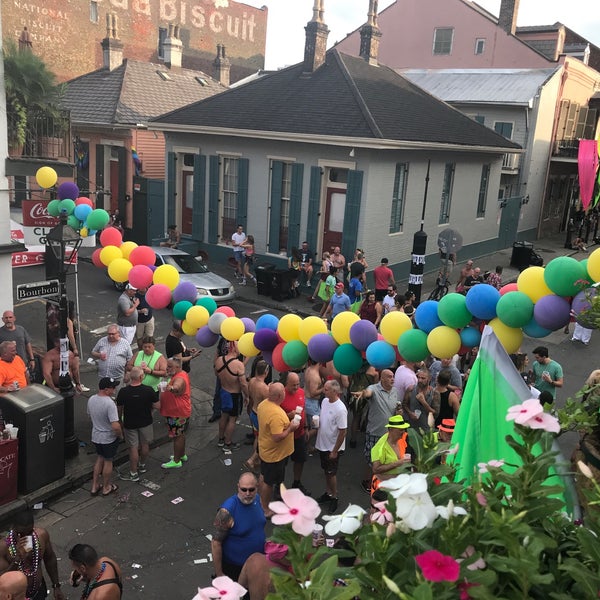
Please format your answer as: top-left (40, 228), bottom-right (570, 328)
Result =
top-left (99, 377), bottom-right (120, 390)
top-left (386, 415), bottom-right (410, 429)
top-left (126, 283), bottom-right (137, 291)
top-left (437, 418), bottom-right (456, 433)
top-left (335, 282), bottom-right (344, 290)
top-left (381, 258), bottom-right (389, 264)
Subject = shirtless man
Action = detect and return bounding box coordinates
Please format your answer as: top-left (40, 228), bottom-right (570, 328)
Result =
top-left (214, 341), bottom-right (249, 451)
top-left (455, 259), bottom-right (474, 293)
top-left (0, 571), bottom-right (27, 599)
top-left (68, 544), bottom-right (122, 600)
top-left (0, 509), bottom-right (64, 600)
top-left (41, 339), bottom-right (82, 394)
top-left (243, 360), bottom-right (270, 470)
top-left (304, 360), bottom-right (324, 446)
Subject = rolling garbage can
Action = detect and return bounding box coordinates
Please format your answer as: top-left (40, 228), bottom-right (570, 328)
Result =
top-left (0, 438), bottom-right (18, 506)
top-left (271, 269), bottom-right (296, 302)
top-left (510, 241), bottom-right (534, 270)
top-left (255, 263), bottom-right (276, 296)
top-left (0, 384), bottom-right (64, 493)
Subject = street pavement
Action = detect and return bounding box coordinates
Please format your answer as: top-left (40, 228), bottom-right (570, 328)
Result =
top-left (0, 232), bottom-right (598, 598)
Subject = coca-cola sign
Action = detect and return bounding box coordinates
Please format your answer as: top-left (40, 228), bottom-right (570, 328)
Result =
top-left (22, 200), bottom-right (58, 227)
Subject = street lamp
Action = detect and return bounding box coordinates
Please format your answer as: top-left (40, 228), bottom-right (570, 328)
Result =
top-left (45, 212), bottom-right (82, 459)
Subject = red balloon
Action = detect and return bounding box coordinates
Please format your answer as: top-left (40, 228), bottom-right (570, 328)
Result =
top-left (128, 265), bottom-right (154, 289)
top-left (216, 306), bottom-right (235, 318)
top-left (100, 227), bottom-right (123, 248)
top-left (499, 283), bottom-right (519, 296)
top-left (129, 245), bottom-right (156, 266)
top-left (91, 248), bottom-right (104, 268)
top-left (146, 284), bottom-right (172, 309)
top-left (272, 342), bottom-right (291, 373)
top-left (75, 196), bottom-right (94, 207)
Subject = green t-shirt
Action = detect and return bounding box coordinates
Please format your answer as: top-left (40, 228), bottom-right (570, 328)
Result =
top-left (532, 359), bottom-right (563, 399)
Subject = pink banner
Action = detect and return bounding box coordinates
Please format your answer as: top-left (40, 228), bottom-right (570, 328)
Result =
top-left (578, 139), bottom-right (599, 211)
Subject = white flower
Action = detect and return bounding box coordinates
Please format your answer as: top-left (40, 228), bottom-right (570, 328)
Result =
top-left (436, 499), bottom-right (468, 520)
top-left (322, 504), bottom-right (365, 536)
top-left (478, 459), bottom-right (505, 474)
top-left (379, 472), bottom-right (428, 498)
top-left (577, 460), bottom-right (594, 480)
top-left (395, 492), bottom-right (437, 530)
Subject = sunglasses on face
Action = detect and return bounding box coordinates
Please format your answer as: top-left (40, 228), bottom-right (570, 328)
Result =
top-left (239, 487), bottom-right (256, 493)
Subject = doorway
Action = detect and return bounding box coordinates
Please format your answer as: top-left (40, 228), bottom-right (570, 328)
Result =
top-left (181, 171), bottom-right (193, 235)
top-left (322, 187), bottom-right (345, 252)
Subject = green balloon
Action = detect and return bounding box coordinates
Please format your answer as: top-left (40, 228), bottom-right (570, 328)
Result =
top-left (47, 199), bottom-right (61, 217)
top-left (282, 340), bottom-right (309, 369)
top-left (58, 198), bottom-right (76, 215)
top-left (333, 343), bottom-right (363, 376)
top-left (196, 297), bottom-right (217, 315)
top-left (397, 329), bottom-right (429, 362)
top-left (173, 300), bottom-right (193, 320)
top-left (496, 291), bottom-right (534, 328)
top-left (580, 259), bottom-right (593, 285)
top-left (67, 215), bottom-right (80, 229)
top-left (86, 208), bottom-right (111, 231)
top-left (543, 256), bottom-right (586, 297)
top-left (437, 293), bottom-right (473, 329)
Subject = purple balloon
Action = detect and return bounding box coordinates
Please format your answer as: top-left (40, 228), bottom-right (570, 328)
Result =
top-left (465, 284), bottom-right (500, 321)
top-left (172, 281), bottom-right (198, 304)
top-left (533, 295), bottom-right (571, 330)
top-left (307, 333), bottom-right (338, 363)
top-left (57, 182), bottom-right (80, 201)
top-left (572, 288), bottom-right (598, 329)
top-left (253, 328), bottom-right (279, 351)
top-left (350, 319), bottom-right (378, 351)
top-left (241, 317), bottom-right (256, 333)
top-left (196, 325), bottom-right (219, 347)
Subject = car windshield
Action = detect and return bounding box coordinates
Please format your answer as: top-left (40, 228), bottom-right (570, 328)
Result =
top-left (161, 254), bottom-right (209, 274)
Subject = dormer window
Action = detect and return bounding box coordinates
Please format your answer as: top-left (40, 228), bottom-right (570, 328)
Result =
top-left (433, 28), bottom-right (454, 55)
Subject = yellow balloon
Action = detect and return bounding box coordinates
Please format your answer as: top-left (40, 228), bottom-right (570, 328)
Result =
top-left (80, 227), bottom-right (89, 238)
top-left (379, 312), bottom-right (413, 345)
top-left (153, 264), bottom-right (180, 290)
top-left (488, 318), bottom-right (523, 354)
top-left (220, 316), bottom-right (245, 341)
top-left (238, 332), bottom-right (260, 357)
top-left (107, 258), bottom-right (133, 283)
top-left (99, 245), bottom-right (123, 266)
top-left (120, 241), bottom-right (138, 259)
top-left (185, 305), bottom-right (210, 329)
top-left (277, 314), bottom-right (302, 342)
top-left (35, 166), bottom-right (58, 189)
top-left (517, 267), bottom-right (553, 303)
top-left (299, 316), bottom-right (328, 345)
top-left (588, 247), bottom-right (600, 283)
top-left (331, 311), bottom-right (360, 345)
top-left (181, 319), bottom-right (198, 336)
top-left (427, 326), bottom-right (461, 359)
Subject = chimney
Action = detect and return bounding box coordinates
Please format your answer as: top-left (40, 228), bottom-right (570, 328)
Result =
top-left (164, 23), bottom-right (183, 69)
top-left (359, 0), bottom-right (382, 65)
top-left (213, 44), bottom-right (231, 87)
top-left (303, 0), bottom-right (329, 74)
top-left (101, 12), bottom-right (123, 71)
top-left (498, 0), bottom-right (520, 35)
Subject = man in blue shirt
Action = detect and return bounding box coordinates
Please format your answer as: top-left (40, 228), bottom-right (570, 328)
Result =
top-left (325, 283), bottom-right (351, 323)
top-left (348, 275), bottom-right (363, 304)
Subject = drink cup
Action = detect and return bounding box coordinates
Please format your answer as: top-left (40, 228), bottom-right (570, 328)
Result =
top-left (404, 453), bottom-right (412, 462)
top-left (9, 427), bottom-right (18, 439)
top-left (158, 381), bottom-right (168, 393)
top-left (100, 352), bottom-right (107, 361)
top-left (140, 362), bottom-right (147, 369)
top-left (23, 536), bottom-right (33, 552)
top-left (312, 524), bottom-right (324, 547)
top-left (13, 381), bottom-right (19, 391)
top-left (312, 415), bottom-right (320, 428)
top-left (292, 414), bottom-right (301, 425)
top-left (295, 405), bottom-right (303, 414)
top-left (5, 424), bottom-right (12, 431)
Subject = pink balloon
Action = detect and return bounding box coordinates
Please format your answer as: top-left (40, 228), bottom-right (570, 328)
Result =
top-left (216, 306), bottom-right (235, 318)
top-left (146, 284), bottom-right (172, 309)
top-left (100, 227), bottom-right (123, 248)
top-left (499, 283), bottom-right (519, 296)
top-left (128, 265), bottom-right (154, 289)
top-left (129, 245), bottom-right (156, 266)
top-left (75, 196), bottom-right (94, 207)
top-left (91, 248), bottom-right (103, 268)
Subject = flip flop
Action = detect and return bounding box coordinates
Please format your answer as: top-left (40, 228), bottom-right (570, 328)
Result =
top-left (102, 484), bottom-right (119, 497)
top-left (90, 488), bottom-right (100, 497)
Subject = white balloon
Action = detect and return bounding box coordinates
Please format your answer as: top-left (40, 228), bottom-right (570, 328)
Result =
top-left (208, 311), bottom-right (227, 334)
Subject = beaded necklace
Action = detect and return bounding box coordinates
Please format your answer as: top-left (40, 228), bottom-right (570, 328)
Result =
top-left (6, 529), bottom-right (41, 596)
top-left (81, 562), bottom-right (106, 600)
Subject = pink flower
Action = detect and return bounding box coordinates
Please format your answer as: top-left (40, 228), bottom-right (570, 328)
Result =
top-left (370, 501), bottom-right (393, 525)
top-left (458, 579), bottom-right (479, 600)
top-left (506, 399), bottom-right (544, 424)
top-left (269, 484), bottom-right (321, 536)
top-left (415, 550), bottom-right (460, 582)
top-left (478, 459), bottom-right (505, 474)
top-left (476, 492), bottom-right (487, 506)
top-left (459, 546), bottom-right (486, 571)
top-left (522, 411), bottom-right (560, 434)
top-left (193, 577), bottom-right (246, 600)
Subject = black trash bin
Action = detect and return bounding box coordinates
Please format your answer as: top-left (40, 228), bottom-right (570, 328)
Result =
top-left (0, 384), bottom-right (64, 493)
top-left (255, 263), bottom-right (276, 296)
top-left (271, 269), bottom-right (296, 302)
top-left (510, 241), bottom-right (534, 271)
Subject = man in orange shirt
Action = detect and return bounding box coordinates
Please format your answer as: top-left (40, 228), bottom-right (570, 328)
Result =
top-left (0, 341), bottom-right (29, 393)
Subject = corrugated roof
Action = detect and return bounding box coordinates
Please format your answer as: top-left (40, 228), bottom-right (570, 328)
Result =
top-left (400, 68), bottom-right (558, 105)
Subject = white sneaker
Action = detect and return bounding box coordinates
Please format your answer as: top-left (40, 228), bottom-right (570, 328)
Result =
top-left (79, 384), bottom-right (90, 392)
top-left (240, 279), bottom-right (247, 286)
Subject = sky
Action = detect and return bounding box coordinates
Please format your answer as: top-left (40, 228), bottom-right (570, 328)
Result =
top-left (239, 0), bottom-right (600, 70)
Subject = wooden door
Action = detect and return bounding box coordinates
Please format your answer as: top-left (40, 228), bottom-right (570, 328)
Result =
top-left (322, 187), bottom-right (345, 252)
top-left (182, 171), bottom-right (193, 234)
top-left (109, 160), bottom-right (119, 213)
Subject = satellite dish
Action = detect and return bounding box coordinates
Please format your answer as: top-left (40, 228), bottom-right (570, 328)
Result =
top-left (437, 228), bottom-right (463, 254)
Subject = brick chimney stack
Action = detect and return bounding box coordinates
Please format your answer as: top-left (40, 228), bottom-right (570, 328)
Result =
top-left (359, 0), bottom-right (382, 65)
top-left (498, 0), bottom-right (520, 35)
top-left (213, 44), bottom-right (231, 87)
top-left (101, 12), bottom-right (123, 71)
top-left (164, 24), bottom-right (183, 68)
top-left (303, 0), bottom-right (329, 74)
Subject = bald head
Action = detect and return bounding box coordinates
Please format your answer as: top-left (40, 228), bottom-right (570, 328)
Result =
top-left (268, 382), bottom-right (285, 404)
top-left (0, 571), bottom-right (27, 599)
top-left (285, 372), bottom-right (300, 393)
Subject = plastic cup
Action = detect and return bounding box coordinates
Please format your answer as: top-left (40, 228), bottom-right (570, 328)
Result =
top-left (295, 405), bottom-right (303, 414)
top-left (158, 381), bottom-right (168, 393)
top-left (23, 536), bottom-right (33, 551)
top-left (312, 415), bottom-right (320, 428)
top-left (292, 414), bottom-right (301, 424)
top-left (9, 427), bottom-right (18, 439)
top-left (100, 352), bottom-right (107, 361)
top-left (140, 362), bottom-right (147, 368)
top-left (5, 424), bottom-right (12, 430)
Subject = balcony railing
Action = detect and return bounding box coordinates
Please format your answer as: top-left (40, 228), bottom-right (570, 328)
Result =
top-left (553, 138), bottom-right (579, 158)
top-left (502, 153), bottom-right (520, 171)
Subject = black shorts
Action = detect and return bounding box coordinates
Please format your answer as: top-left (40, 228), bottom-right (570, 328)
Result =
top-left (260, 457), bottom-right (288, 486)
top-left (220, 389), bottom-right (243, 417)
top-left (319, 450), bottom-right (343, 475)
top-left (291, 435), bottom-right (308, 463)
top-left (94, 438), bottom-right (119, 460)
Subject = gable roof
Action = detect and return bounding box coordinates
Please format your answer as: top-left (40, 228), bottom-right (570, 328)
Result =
top-left (62, 59), bottom-right (225, 128)
top-left (152, 49), bottom-right (519, 151)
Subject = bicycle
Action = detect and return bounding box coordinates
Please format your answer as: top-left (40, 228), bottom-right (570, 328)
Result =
top-left (428, 260), bottom-right (451, 301)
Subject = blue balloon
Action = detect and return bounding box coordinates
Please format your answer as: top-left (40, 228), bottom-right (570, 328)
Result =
top-left (365, 340), bottom-right (396, 370)
top-left (256, 313), bottom-right (279, 331)
top-left (414, 300), bottom-right (443, 333)
top-left (522, 317), bottom-right (552, 339)
top-left (73, 203), bottom-right (93, 221)
top-left (460, 326), bottom-right (482, 348)
top-left (465, 284), bottom-right (500, 321)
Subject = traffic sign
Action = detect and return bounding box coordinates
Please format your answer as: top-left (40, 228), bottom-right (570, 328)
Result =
top-left (16, 279), bottom-right (60, 301)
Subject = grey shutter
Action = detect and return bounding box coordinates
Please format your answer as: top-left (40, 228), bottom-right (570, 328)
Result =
top-left (167, 152), bottom-right (176, 226)
top-left (305, 166), bottom-right (322, 254)
top-left (95, 144), bottom-right (104, 210)
top-left (192, 154), bottom-right (206, 241)
top-left (287, 163), bottom-right (304, 251)
top-left (237, 157), bottom-right (249, 230)
top-left (342, 169), bottom-right (363, 261)
top-left (208, 155), bottom-right (219, 244)
top-left (268, 161), bottom-right (283, 254)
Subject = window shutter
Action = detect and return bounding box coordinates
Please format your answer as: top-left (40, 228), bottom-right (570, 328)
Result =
top-left (342, 169), bottom-right (363, 261)
top-left (167, 152), bottom-right (176, 227)
top-left (306, 166), bottom-right (322, 255)
top-left (269, 161), bottom-right (283, 254)
top-left (192, 154), bottom-right (206, 241)
top-left (208, 155), bottom-right (219, 244)
top-left (237, 157), bottom-right (249, 231)
top-left (287, 163), bottom-right (304, 251)
top-left (95, 145), bottom-right (105, 210)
